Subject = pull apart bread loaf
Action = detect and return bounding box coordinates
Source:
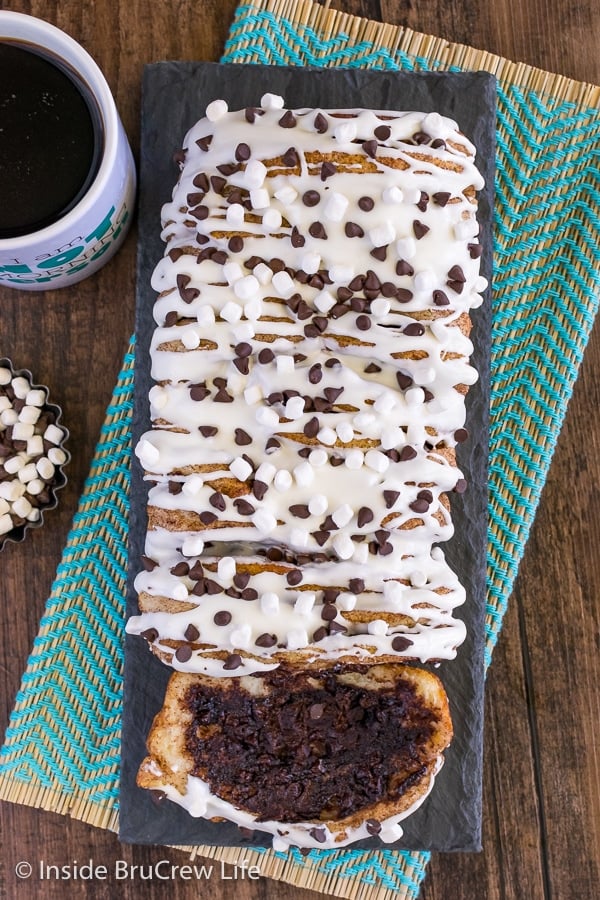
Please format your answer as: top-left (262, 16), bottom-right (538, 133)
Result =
top-left (128, 94), bottom-right (486, 849)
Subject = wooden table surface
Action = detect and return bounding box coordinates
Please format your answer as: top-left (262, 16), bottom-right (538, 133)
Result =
top-left (1, 1), bottom-right (599, 898)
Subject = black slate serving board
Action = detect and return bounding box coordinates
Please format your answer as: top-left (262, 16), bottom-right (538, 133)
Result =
top-left (120, 62), bottom-right (495, 852)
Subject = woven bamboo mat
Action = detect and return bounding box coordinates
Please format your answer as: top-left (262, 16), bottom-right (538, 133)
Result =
top-left (1, 2), bottom-right (599, 898)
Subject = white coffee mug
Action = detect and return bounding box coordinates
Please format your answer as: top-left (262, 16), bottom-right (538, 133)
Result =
top-left (0, 12), bottom-right (136, 290)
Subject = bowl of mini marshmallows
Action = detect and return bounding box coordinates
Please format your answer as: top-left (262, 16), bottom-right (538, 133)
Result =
top-left (0, 358), bottom-right (70, 549)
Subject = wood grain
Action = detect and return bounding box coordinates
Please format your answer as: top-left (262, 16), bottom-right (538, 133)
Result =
top-left (1, 1), bottom-right (599, 898)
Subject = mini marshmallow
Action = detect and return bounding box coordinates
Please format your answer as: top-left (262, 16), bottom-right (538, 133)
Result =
top-left (475, 275), bottom-right (489, 292)
top-left (0, 514), bottom-right (13, 535)
top-left (383, 581), bottom-right (405, 605)
top-left (337, 592), bottom-right (357, 611)
top-left (332, 533), bottom-right (354, 560)
top-left (226, 203), bottom-right (245, 228)
top-left (0, 368), bottom-right (11, 385)
top-left (329, 265), bottom-right (354, 282)
top-left (431, 546), bottom-right (445, 561)
top-left (244, 298), bottom-right (263, 320)
top-left (410, 570), bottom-right (428, 588)
top-left (36, 458), bottom-right (55, 481)
top-left (381, 426), bottom-right (405, 450)
top-left (250, 187), bottom-right (270, 210)
top-left (230, 624), bottom-right (252, 648)
top-left (368, 222), bottom-right (395, 247)
top-left (368, 619), bottom-right (389, 636)
top-left (252, 509), bottom-right (277, 534)
top-left (0, 499), bottom-right (9, 516)
top-left (335, 422), bottom-right (354, 443)
top-left (0, 480), bottom-right (24, 501)
top-left (323, 193), bottom-right (348, 222)
top-left (25, 388), bottom-right (46, 407)
top-left (415, 367), bottom-right (437, 386)
top-left (4, 455), bottom-right (23, 475)
top-left (12, 422), bottom-right (34, 441)
top-left (48, 447), bottom-right (67, 466)
top-left (314, 290), bottom-right (336, 313)
top-left (309, 449), bottom-right (328, 467)
top-left (260, 92), bottom-right (284, 109)
top-left (353, 542), bottom-right (369, 564)
top-left (286, 628), bottom-right (309, 650)
top-left (332, 504), bottom-right (353, 527)
top-left (253, 262), bottom-right (273, 285)
top-left (374, 391), bottom-right (397, 414)
top-left (223, 261), bottom-right (243, 284)
top-left (285, 396), bottom-right (305, 419)
top-left (26, 435), bottom-right (44, 457)
top-left (18, 463), bottom-right (38, 483)
top-left (379, 821), bottom-right (404, 844)
top-left (182, 474), bottom-right (204, 496)
top-left (263, 208), bottom-right (282, 230)
top-left (396, 237), bottom-right (417, 259)
top-left (301, 252), bottom-right (321, 274)
top-left (406, 387), bottom-right (426, 406)
top-left (294, 593), bottom-right (315, 615)
top-left (18, 405), bottom-right (41, 425)
top-left (276, 354), bottom-right (295, 374)
top-left (290, 527), bottom-right (309, 548)
top-left (423, 111), bottom-right (444, 134)
top-left (196, 305), bottom-right (216, 326)
top-left (0, 396), bottom-right (10, 413)
top-left (414, 270), bottom-right (436, 292)
top-left (243, 384), bottom-right (263, 405)
top-left (182, 536), bottom-right (204, 556)
top-left (181, 328), bottom-right (201, 349)
top-left (230, 457), bottom-right (253, 481)
top-left (220, 300), bottom-right (243, 321)
top-left (255, 461), bottom-right (276, 484)
top-left (272, 270), bottom-right (295, 297)
top-left (344, 449), bottom-right (364, 470)
top-left (27, 508), bottom-right (41, 523)
top-left (274, 469), bottom-right (293, 492)
top-left (260, 592), bottom-right (279, 615)
top-left (233, 277), bottom-right (259, 303)
top-left (293, 461), bottom-right (315, 487)
top-left (308, 494), bottom-right (328, 516)
top-left (44, 424), bottom-right (64, 445)
top-left (382, 186), bottom-right (403, 204)
top-left (205, 99), bottom-right (228, 121)
top-left (403, 187), bottom-right (422, 205)
top-left (149, 385), bottom-right (168, 410)
top-left (352, 412), bottom-right (376, 430)
top-left (11, 377), bottom-right (30, 399)
top-left (24, 478), bottom-right (41, 495)
top-left (172, 583), bottom-right (189, 601)
top-left (364, 449), bottom-right (389, 473)
top-left (371, 298), bottom-right (390, 317)
top-left (232, 321), bottom-right (255, 342)
top-left (256, 407), bottom-right (280, 428)
top-left (136, 438), bottom-right (160, 467)
top-left (317, 426), bottom-right (336, 446)
top-left (333, 120), bottom-right (357, 143)
top-left (274, 185), bottom-right (297, 205)
top-left (241, 158), bottom-right (267, 189)
top-left (0, 408), bottom-right (18, 426)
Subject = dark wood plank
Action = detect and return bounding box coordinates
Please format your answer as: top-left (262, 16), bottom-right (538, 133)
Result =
top-left (1, 1), bottom-right (599, 899)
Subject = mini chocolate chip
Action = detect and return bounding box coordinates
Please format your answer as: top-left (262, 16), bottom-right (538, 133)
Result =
top-left (223, 653), bottom-right (243, 670)
top-left (358, 196), bottom-right (375, 211)
top-left (210, 174), bottom-right (226, 193)
top-left (175, 644), bottom-right (192, 663)
top-left (374, 125), bottom-right (391, 140)
top-left (141, 555), bottom-right (158, 572)
top-left (412, 130), bottom-right (431, 144)
top-left (417, 489), bottom-right (433, 503)
top-left (282, 147), bottom-right (299, 167)
top-left (233, 572), bottom-right (250, 589)
top-left (279, 110), bottom-right (297, 128)
top-left (209, 492), bottom-right (226, 511)
top-left (266, 437), bottom-right (281, 453)
top-left (455, 428), bottom-right (469, 443)
top-left (253, 480), bottom-right (268, 500)
top-left (404, 322), bottom-right (425, 337)
top-left (308, 364), bottom-right (323, 384)
top-left (447, 279), bottom-right (465, 294)
top-left (233, 357), bottom-right (249, 375)
top-left (189, 561), bottom-right (204, 580)
top-left (303, 417), bottom-right (320, 438)
top-left (199, 511), bottom-right (218, 525)
top-left (141, 627), bottom-right (158, 642)
top-left (431, 138), bottom-right (446, 149)
top-left (196, 135), bottom-right (212, 152)
top-left (417, 191), bottom-right (429, 212)
top-left (321, 161), bottom-right (337, 181)
top-left (370, 245), bottom-right (388, 261)
top-left (168, 480), bottom-right (183, 494)
top-left (214, 389), bottom-right (234, 403)
top-left (313, 626), bottom-right (328, 642)
top-left (433, 289), bottom-right (450, 306)
top-left (468, 242), bottom-right (483, 259)
top-left (362, 139), bottom-right (378, 158)
top-left (454, 478), bottom-right (468, 494)
top-left (214, 610), bottom-right (232, 626)
top-left (291, 226), bottom-right (305, 248)
top-left (321, 604), bottom-right (338, 621)
top-left (189, 204), bottom-right (209, 221)
top-left (413, 220), bottom-right (430, 240)
top-left (303, 190), bottom-right (320, 207)
top-left (312, 530), bottom-right (330, 546)
top-left (228, 236), bottom-right (244, 253)
top-left (357, 507), bottom-right (374, 528)
top-left (409, 498), bottom-right (429, 513)
top-left (330, 455), bottom-right (344, 467)
top-left (184, 624), bottom-right (200, 642)
top-left (190, 384), bottom-right (210, 401)
top-left (241, 587), bottom-right (258, 601)
top-left (400, 445), bottom-right (418, 461)
top-left (392, 635), bottom-right (414, 652)
top-left (366, 818), bottom-right (382, 835)
top-left (309, 222), bottom-right (327, 240)
top-left (345, 221), bottom-right (364, 238)
top-left (186, 191), bottom-right (204, 207)
top-left (448, 264), bottom-right (466, 283)
top-left (396, 259), bottom-right (415, 277)
top-left (168, 248), bottom-right (184, 262)
top-left (255, 633), bottom-right (277, 647)
top-left (349, 578), bottom-right (365, 593)
top-left (289, 504), bottom-right (311, 519)
top-left (235, 428), bottom-right (252, 446)
top-left (199, 425), bottom-right (218, 437)
top-left (170, 562), bottom-right (190, 576)
top-left (364, 362), bottom-right (381, 373)
top-left (286, 568), bottom-right (302, 586)
top-left (258, 348), bottom-right (275, 364)
top-left (396, 371), bottom-right (413, 390)
top-left (356, 314), bottom-right (371, 331)
top-left (314, 113), bottom-right (328, 133)
top-left (383, 490), bottom-right (400, 509)
top-left (164, 310), bottom-right (178, 327)
top-left (234, 498), bottom-right (255, 516)
top-left (433, 191), bottom-right (451, 207)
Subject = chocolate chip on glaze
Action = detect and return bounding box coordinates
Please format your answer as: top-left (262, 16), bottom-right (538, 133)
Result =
top-left (362, 139), bottom-right (378, 158)
top-left (392, 636), bottom-right (415, 652)
top-left (278, 110), bottom-right (297, 128)
top-left (255, 633), bottom-right (277, 647)
top-left (396, 259), bottom-right (415, 277)
top-left (214, 611), bottom-right (232, 626)
top-left (433, 191), bottom-right (451, 207)
top-left (223, 653), bottom-right (243, 670)
top-left (313, 113), bottom-right (328, 133)
top-left (175, 644), bottom-right (193, 663)
top-left (345, 221), bottom-right (364, 238)
top-left (412, 220), bottom-right (430, 240)
top-left (184, 624), bottom-right (200, 642)
top-left (302, 190), bottom-right (320, 207)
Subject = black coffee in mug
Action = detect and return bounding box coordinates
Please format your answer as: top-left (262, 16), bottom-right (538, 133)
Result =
top-left (0, 40), bottom-right (103, 238)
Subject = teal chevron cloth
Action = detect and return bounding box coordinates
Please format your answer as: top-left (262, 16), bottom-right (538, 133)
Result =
top-left (1, 4), bottom-right (599, 899)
